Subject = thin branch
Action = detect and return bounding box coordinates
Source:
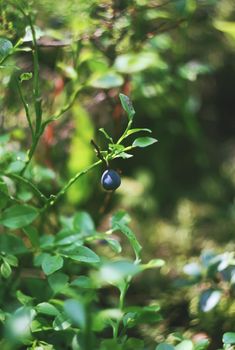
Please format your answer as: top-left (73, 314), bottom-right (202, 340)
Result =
top-left (40, 160), bottom-right (102, 213)
top-left (6, 173), bottom-right (48, 203)
top-left (16, 79), bottom-right (34, 137)
top-left (91, 139), bottom-right (109, 168)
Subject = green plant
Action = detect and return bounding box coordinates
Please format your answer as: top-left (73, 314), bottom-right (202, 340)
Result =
top-left (0, 4), bottom-right (163, 349)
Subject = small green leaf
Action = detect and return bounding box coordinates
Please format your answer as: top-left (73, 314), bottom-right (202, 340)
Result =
top-left (23, 226), bottom-right (39, 247)
top-left (0, 38), bottom-right (13, 59)
top-left (48, 272), bottom-right (69, 294)
top-left (99, 260), bottom-right (141, 286)
top-left (114, 223), bottom-right (142, 260)
top-left (112, 211), bottom-right (131, 228)
top-left (70, 276), bottom-right (93, 289)
top-left (41, 255), bottom-right (64, 275)
top-left (23, 25), bottom-right (44, 42)
top-left (99, 128), bottom-right (114, 143)
top-left (223, 332), bottom-right (235, 345)
top-left (133, 137), bottom-right (158, 148)
top-left (141, 259), bottom-right (165, 270)
top-left (1, 261), bottom-right (12, 278)
top-left (119, 94), bottom-right (135, 120)
top-left (53, 313), bottom-right (71, 331)
top-left (16, 290), bottom-right (34, 305)
top-left (4, 254), bottom-right (18, 267)
top-left (73, 211), bottom-right (95, 236)
top-left (0, 204), bottom-right (38, 229)
top-left (90, 72), bottom-right (124, 89)
top-left (64, 246), bottom-right (100, 264)
top-left (20, 72), bottom-right (33, 82)
top-left (126, 128), bottom-right (152, 136)
top-left (105, 238), bottom-right (122, 254)
top-left (64, 299), bottom-right (86, 329)
top-left (116, 152), bottom-right (133, 159)
top-left (36, 302), bottom-right (59, 316)
top-left (0, 178), bottom-right (9, 209)
top-left (199, 289), bottom-right (221, 312)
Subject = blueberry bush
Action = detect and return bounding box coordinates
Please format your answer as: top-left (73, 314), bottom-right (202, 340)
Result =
top-left (1, 0), bottom-right (235, 349)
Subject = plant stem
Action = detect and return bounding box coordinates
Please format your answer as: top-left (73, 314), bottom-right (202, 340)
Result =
top-left (27, 14), bottom-right (42, 134)
top-left (6, 173), bottom-right (48, 203)
top-left (16, 79), bottom-right (34, 137)
top-left (40, 160), bottom-right (102, 213)
top-left (113, 281), bottom-right (129, 339)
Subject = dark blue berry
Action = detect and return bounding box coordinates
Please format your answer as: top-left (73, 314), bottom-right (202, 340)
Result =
top-left (101, 169), bottom-right (121, 191)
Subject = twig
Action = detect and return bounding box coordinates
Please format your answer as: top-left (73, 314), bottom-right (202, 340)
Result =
top-left (91, 139), bottom-right (109, 168)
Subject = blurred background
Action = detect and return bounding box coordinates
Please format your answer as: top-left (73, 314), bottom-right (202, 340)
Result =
top-left (1, 0), bottom-right (235, 348)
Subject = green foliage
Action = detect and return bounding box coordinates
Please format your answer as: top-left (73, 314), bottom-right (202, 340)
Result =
top-left (0, 0), bottom-right (234, 349)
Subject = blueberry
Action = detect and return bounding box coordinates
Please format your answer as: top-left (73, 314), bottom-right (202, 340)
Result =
top-left (101, 169), bottom-right (121, 191)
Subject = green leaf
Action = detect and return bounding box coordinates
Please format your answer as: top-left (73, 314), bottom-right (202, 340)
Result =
top-left (23, 226), bottom-right (39, 247)
top-left (64, 246), bottom-right (100, 264)
top-left (0, 178), bottom-right (9, 209)
top-left (119, 94), bottom-right (135, 121)
top-left (48, 272), bottom-right (69, 294)
top-left (114, 223), bottom-right (142, 260)
top-left (126, 304), bottom-right (161, 325)
top-left (175, 340), bottom-right (193, 350)
top-left (16, 290), bottom-right (34, 305)
top-left (4, 254), bottom-right (18, 267)
top-left (199, 289), bottom-right (221, 312)
top-left (112, 211), bottom-right (131, 228)
top-left (70, 276), bottom-right (93, 289)
top-left (100, 339), bottom-right (122, 350)
top-left (41, 255), bottom-right (64, 275)
top-left (223, 332), bottom-right (235, 345)
top-left (105, 238), bottom-right (122, 253)
top-left (0, 38), bottom-right (13, 59)
top-left (117, 152), bottom-right (133, 159)
top-left (0, 233), bottom-right (27, 254)
top-left (64, 299), bottom-right (86, 329)
top-left (115, 52), bottom-right (156, 73)
top-left (53, 313), bottom-right (71, 331)
top-left (141, 259), bottom-right (165, 270)
top-left (23, 25), bottom-right (44, 42)
top-left (156, 344), bottom-right (175, 350)
top-left (73, 211), bottom-right (95, 236)
top-left (20, 72), bottom-right (33, 82)
top-left (126, 128), bottom-right (152, 136)
top-left (0, 204), bottom-right (38, 229)
top-left (99, 260), bottom-right (141, 286)
top-left (90, 72), bottom-right (124, 89)
top-left (1, 261), bottom-right (12, 278)
top-left (133, 137), bottom-right (158, 148)
top-left (99, 128), bottom-right (114, 143)
top-left (36, 302), bottom-right (59, 316)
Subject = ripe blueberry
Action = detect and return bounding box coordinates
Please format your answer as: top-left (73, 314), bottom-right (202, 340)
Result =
top-left (101, 169), bottom-right (121, 191)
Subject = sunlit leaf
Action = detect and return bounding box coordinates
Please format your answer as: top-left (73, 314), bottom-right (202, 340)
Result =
top-left (90, 72), bottom-right (124, 89)
top-left (119, 94), bottom-right (135, 120)
top-left (64, 299), bottom-right (86, 329)
top-left (223, 332), bottom-right (235, 345)
top-left (133, 137), bottom-right (158, 148)
top-left (199, 289), bottom-right (221, 312)
top-left (0, 38), bottom-right (13, 59)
